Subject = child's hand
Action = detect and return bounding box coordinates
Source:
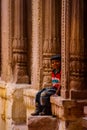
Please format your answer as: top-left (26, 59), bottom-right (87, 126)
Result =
top-left (53, 93), bottom-right (58, 97)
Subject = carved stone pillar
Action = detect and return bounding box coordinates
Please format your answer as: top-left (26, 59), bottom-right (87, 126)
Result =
top-left (70, 0), bottom-right (87, 99)
top-left (31, 0), bottom-right (41, 89)
top-left (42, 0), bottom-right (61, 88)
top-left (12, 0), bottom-right (29, 83)
top-left (50, 1), bottom-right (86, 130)
top-left (61, 0), bottom-right (71, 98)
top-left (31, 0), bottom-right (61, 89)
top-left (1, 0), bottom-right (12, 82)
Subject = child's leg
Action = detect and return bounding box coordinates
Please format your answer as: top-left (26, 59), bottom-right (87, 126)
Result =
top-left (31, 88), bottom-right (46, 115)
top-left (35, 88), bottom-right (46, 106)
top-left (40, 88), bottom-right (57, 115)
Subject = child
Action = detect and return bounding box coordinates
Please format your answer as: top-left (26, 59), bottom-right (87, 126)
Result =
top-left (31, 54), bottom-right (61, 116)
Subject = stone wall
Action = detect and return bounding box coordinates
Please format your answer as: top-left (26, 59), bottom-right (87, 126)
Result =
top-left (0, 83), bottom-right (30, 130)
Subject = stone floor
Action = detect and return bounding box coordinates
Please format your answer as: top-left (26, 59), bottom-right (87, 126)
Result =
top-left (12, 124), bottom-right (28, 130)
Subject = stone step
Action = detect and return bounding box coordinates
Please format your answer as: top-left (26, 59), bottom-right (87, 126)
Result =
top-left (28, 115), bottom-right (59, 130)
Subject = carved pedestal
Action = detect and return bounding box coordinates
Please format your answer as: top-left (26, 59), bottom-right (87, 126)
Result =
top-left (50, 96), bottom-right (84, 130)
top-left (0, 83), bottom-right (29, 130)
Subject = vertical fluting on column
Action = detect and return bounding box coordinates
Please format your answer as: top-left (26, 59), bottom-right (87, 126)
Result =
top-left (55, 0), bottom-right (61, 54)
top-left (1, 0), bottom-right (12, 82)
top-left (31, 0), bottom-right (42, 89)
top-left (42, 0), bottom-right (61, 88)
top-left (12, 0), bottom-right (29, 83)
top-left (70, 0), bottom-right (86, 91)
top-left (42, 0), bottom-right (53, 88)
top-left (43, 0), bottom-right (61, 54)
top-left (61, 0), bottom-right (71, 98)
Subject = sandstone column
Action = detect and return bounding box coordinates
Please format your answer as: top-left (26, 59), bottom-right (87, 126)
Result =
top-left (31, 0), bottom-right (41, 89)
top-left (1, 0), bottom-right (29, 83)
top-left (1, 0), bottom-right (12, 82)
top-left (31, 0), bottom-right (61, 89)
top-left (42, 0), bottom-right (61, 88)
top-left (52, 1), bottom-right (85, 130)
top-left (70, 0), bottom-right (87, 99)
top-left (12, 0), bottom-right (29, 83)
top-left (61, 0), bottom-right (70, 98)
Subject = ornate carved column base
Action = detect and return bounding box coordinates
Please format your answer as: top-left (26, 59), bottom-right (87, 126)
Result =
top-left (14, 74), bottom-right (29, 84)
top-left (14, 65), bottom-right (29, 84)
top-left (50, 96), bottom-right (84, 130)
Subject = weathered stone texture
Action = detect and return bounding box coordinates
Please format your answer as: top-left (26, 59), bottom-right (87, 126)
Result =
top-left (0, 0), bottom-right (87, 130)
top-left (50, 96), bottom-right (84, 120)
top-left (23, 88), bottom-right (38, 121)
top-left (82, 117), bottom-right (87, 130)
top-left (28, 116), bottom-right (58, 130)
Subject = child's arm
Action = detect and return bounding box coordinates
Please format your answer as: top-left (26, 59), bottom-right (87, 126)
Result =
top-left (55, 83), bottom-right (61, 95)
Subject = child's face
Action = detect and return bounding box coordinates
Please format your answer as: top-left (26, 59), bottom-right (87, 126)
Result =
top-left (51, 60), bottom-right (61, 69)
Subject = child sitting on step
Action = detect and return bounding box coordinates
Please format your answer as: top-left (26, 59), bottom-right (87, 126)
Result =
top-left (31, 54), bottom-right (61, 116)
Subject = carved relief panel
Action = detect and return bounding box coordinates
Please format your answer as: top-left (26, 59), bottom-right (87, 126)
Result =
top-left (70, 0), bottom-right (87, 90)
top-left (10, 0), bottom-right (29, 83)
top-left (41, 0), bottom-right (61, 88)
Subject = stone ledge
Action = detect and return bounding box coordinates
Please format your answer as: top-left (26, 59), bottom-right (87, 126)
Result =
top-left (23, 88), bottom-right (38, 118)
top-left (23, 88), bottom-right (38, 108)
top-left (50, 96), bottom-right (84, 120)
top-left (23, 88), bottom-right (38, 97)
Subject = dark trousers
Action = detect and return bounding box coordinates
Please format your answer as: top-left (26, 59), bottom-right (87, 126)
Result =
top-left (35, 87), bottom-right (57, 114)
